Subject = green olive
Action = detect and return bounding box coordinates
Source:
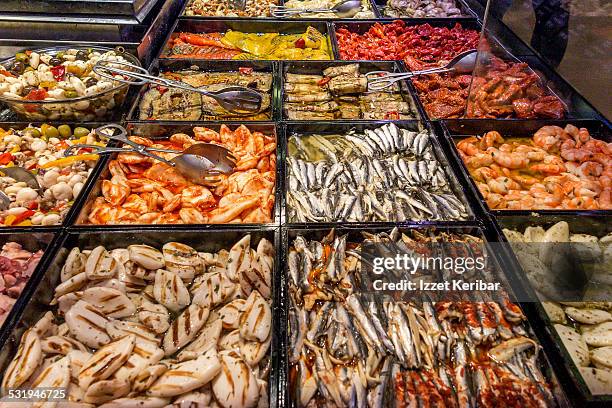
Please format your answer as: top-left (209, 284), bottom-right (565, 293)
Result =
top-left (15, 53), bottom-right (28, 62)
top-left (73, 127), bottom-right (90, 138)
top-left (58, 124), bottom-right (72, 138)
top-left (24, 127), bottom-right (41, 138)
top-left (43, 125), bottom-right (59, 139)
top-left (64, 90), bottom-right (78, 98)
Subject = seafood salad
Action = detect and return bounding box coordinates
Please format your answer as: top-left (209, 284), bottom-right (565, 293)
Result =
top-left (412, 58), bottom-right (566, 119)
top-left (183, 0), bottom-right (278, 17)
top-left (287, 123), bottom-right (469, 222)
top-left (0, 235), bottom-right (274, 406)
top-left (0, 124), bottom-right (103, 226)
top-left (166, 27), bottom-right (332, 60)
top-left (282, 0), bottom-right (375, 18)
top-left (504, 221), bottom-right (612, 394)
top-left (456, 125), bottom-right (612, 210)
top-left (336, 20), bottom-right (479, 66)
top-left (0, 48), bottom-right (134, 121)
top-left (383, 0), bottom-right (464, 18)
top-left (284, 63), bottom-right (417, 120)
top-left (0, 242), bottom-right (43, 325)
top-left (138, 68), bottom-right (273, 121)
top-left (288, 229), bottom-right (555, 407)
top-left (88, 125), bottom-right (276, 224)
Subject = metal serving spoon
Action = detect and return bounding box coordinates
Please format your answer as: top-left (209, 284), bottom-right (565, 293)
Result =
top-left (64, 124), bottom-right (237, 187)
top-left (93, 60), bottom-right (263, 115)
top-left (366, 49), bottom-right (480, 91)
top-left (0, 167), bottom-right (42, 210)
top-left (270, 0), bottom-right (362, 18)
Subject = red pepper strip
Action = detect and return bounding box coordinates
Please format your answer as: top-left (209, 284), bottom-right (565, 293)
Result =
top-left (25, 89), bottom-right (48, 101)
top-left (0, 69), bottom-right (15, 78)
top-left (0, 152), bottom-right (13, 165)
top-left (239, 67), bottom-right (254, 75)
top-left (317, 77), bottom-right (331, 87)
top-left (7, 210), bottom-right (35, 226)
top-left (50, 65), bottom-right (65, 81)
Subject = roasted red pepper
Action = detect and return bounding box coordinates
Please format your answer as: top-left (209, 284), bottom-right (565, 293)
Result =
top-left (6, 210), bottom-right (35, 226)
top-left (25, 88), bottom-right (48, 101)
top-left (50, 65), bottom-right (66, 81)
top-left (294, 38), bottom-right (306, 49)
top-left (239, 67), bottom-right (254, 75)
top-left (0, 153), bottom-right (13, 165)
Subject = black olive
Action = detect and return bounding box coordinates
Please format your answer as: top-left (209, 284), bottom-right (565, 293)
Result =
top-left (76, 50), bottom-right (88, 61)
top-left (49, 57), bottom-right (62, 66)
top-left (85, 77), bottom-right (98, 87)
top-left (22, 85), bottom-right (35, 96)
top-left (11, 61), bottom-right (25, 74)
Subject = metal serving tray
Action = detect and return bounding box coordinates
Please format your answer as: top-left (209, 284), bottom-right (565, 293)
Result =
top-left (0, 230), bottom-right (59, 349)
top-left (126, 59), bottom-right (281, 122)
top-left (279, 60), bottom-right (422, 121)
top-left (0, 122), bottom-right (113, 232)
top-left (278, 224), bottom-right (570, 407)
top-left (68, 122), bottom-right (282, 228)
top-left (281, 120), bottom-right (478, 226)
top-left (180, 0), bottom-right (382, 19)
top-left (0, 227), bottom-right (281, 408)
top-left (372, 0), bottom-right (476, 19)
top-left (494, 213), bottom-right (612, 408)
top-left (441, 119), bottom-right (612, 217)
top-left (157, 19), bottom-right (338, 61)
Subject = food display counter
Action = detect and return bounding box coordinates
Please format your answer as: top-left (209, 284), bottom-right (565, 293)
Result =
top-left (0, 0), bottom-right (609, 407)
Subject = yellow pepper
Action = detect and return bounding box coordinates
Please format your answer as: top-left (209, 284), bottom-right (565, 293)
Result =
top-left (10, 146), bottom-right (20, 153)
top-left (40, 153), bottom-right (99, 169)
top-left (4, 215), bottom-right (16, 225)
top-left (16, 220), bottom-right (32, 226)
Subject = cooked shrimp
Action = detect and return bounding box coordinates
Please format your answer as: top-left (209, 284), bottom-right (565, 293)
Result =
top-left (488, 147), bottom-right (529, 169)
top-left (457, 137), bottom-right (480, 156)
top-left (480, 131), bottom-right (504, 149)
top-left (465, 152), bottom-right (494, 169)
top-left (533, 125), bottom-right (568, 151)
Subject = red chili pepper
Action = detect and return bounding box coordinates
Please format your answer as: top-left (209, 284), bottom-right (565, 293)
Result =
top-left (25, 88), bottom-right (48, 101)
top-left (50, 65), bottom-right (65, 81)
top-left (239, 67), bottom-right (254, 75)
top-left (0, 152), bottom-right (13, 165)
top-left (317, 77), bottom-right (331, 87)
top-left (294, 38), bottom-right (306, 49)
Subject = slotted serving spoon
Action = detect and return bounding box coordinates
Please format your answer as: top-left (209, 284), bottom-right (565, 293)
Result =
top-left (366, 49), bottom-right (480, 91)
top-left (64, 124), bottom-right (237, 187)
top-left (0, 167), bottom-right (42, 210)
top-left (270, 0), bottom-right (362, 18)
top-left (93, 60), bottom-right (263, 115)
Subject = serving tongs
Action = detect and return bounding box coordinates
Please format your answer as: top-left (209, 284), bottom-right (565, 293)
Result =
top-left (366, 49), bottom-right (479, 91)
top-left (93, 60), bottom-right (263, 115)
top-left (64, 124), bottom-right (237, 187)
top-left (270, 0), bottom-right (362, 18)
